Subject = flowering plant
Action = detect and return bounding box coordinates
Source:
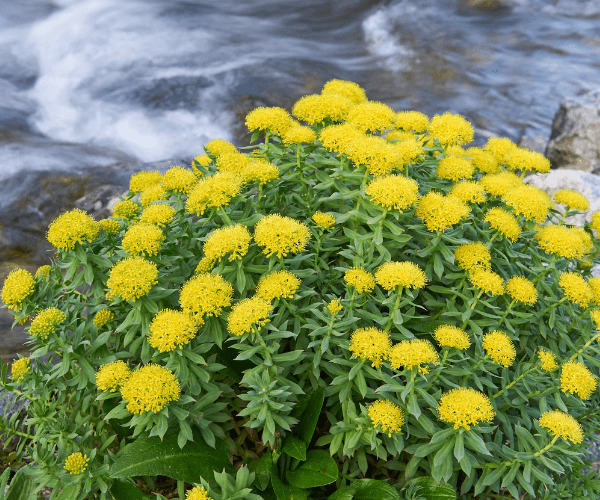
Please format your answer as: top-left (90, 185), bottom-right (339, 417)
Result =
top-left (2, 79), bottom-right (600, 500)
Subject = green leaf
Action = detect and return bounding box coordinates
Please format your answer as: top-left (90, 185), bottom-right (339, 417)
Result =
top-left (5, 468), bottom-right (38, 500)
top-left (110, 479), bottom-right (152, 500)
top-left (295, 387), bottom-right (325, 445)
top-left (110, 427), bottom-right (231, 483)
top-left (286, 450), bottom-right (338, 488)
top-left (328, 479), bottom-right (401, 500)
top-left (54, 484), bottom-right (80, 500)
top-left (282, 436), bottom-right (307, 461)
top-left (271, 467), bottom-right (309, 500)
top-left (410, 476), bottom-right (457, 500)
top-left (254, 450), bottom-right (272, 491)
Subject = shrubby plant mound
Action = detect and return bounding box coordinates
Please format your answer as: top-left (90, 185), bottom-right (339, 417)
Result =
top-left (3, 79), bottom-right (600, 500)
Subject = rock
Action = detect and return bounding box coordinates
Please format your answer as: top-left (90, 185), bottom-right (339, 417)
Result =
top-left (517, 135), bottom-right (547, 154)
top-left (545, 89), bottom-right (600, 173)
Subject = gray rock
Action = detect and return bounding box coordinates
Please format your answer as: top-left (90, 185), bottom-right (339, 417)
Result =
top-left (517, 135), bottom-right (547, 154)
top-left (545, 89), bottom-right (600, 173)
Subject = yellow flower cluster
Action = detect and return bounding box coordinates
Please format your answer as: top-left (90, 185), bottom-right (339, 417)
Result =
top-left (389, 339), bottom-right (439, 373)
top-left (592, 309), bottom-right (600, 328)
top-left (121, 364), bottom-right (181, 414)
top-left (553, 189), bottom-right (589, 211)
top-left (375, 261), bottom-right (427, 290)
top-left (94, 309), bottom-right (114, 328)
top-left (64, 452), bottom-right (89, 475)
top-left (436, 155), bottom-right (474, 182)
top-left (482, 331), bottom-right (516, 367)
top-left (254, 214), bottom-right (310, 258)
top-left (344, 267), bottom-right (375, 294)
top-left (99, 219), bottom-right (120, 235)
top-left (484, 137), bottom-right (519, 165)
top-left (347, 101), bottom-right (396, 133)
top-left (327, 299), bottom-right (342, 316)
top-left (255, 271), bottom-right (301, 301)
top-left (589, 277), bottom-right (600, 306)
top-left (29, 307), bottom-right (66, 340)
top-left (368, 400), bottom-right (404, 437)
top-left (394, 110), bottom-right (429, 132)
top-left (437, 387), bottom-right (495, 430)
top-left (245, 107), bottom-right (293, 135)
top-left (433, 325), bottom-right (470, 350)
top-left (322, 79), bottom-right (367, 104)
top-left (148, 309), bottom-right (198, 352)
top-left (349, 327), bottom-right (392, 368)
top-left (365, 175), bottom-right (419, 211)
top-left (506, 276), bottom-right (538, 305)
top-left (129, 171), bottom-right (162, 194)
top-left (112, 199), bottom-right (140, 219)
top-left (96, 360), bottom-right (131, 393)
top-left (449, 181), bottom-right (486, 204)
top-left (535, 225), bottom-right (591, 259)
top-left (106, 257), bottom-right (158, 302)
top-left (427, 112), bottom-right (474, 146)
top-left (558, 272), bottom-right (593, 308)
top-left (281, 125), bottom-right (317, 145)
top-left (539, 410), bottom-right (583, 444)
top-left (122, 223), bottom-right (165, 257)
top-left (386, 130), bottom-right (416, 143)
top-left (469, 268), bottom-right (505, 296)
top-left (293, 93), bottom-right (354, 124)
top-left (502, 184), bottom-right (553, 221)
top-left (204, 139), bottom-right (237, 158)
top-left (591, 211), bottom-right (600, 234)
top-left (480, 171), bottom-right (523, 197)
top-left (186, 171), bottom-right (243, 216)
top-left (186, 486), bottom-right (213, 500)
top-left (227, 297), bottom-right (273, 336)
top-left (161, 166), bottom-right (197, 194)
top-left (561, 360), bottom-right (597, 400)
top-left (539, 350), bottom-right (558, 372)
top-left (47, 209), bottom-right (99, 250)
top-left (483, 207), bottom-right (521, 241)
top-left (179, 273), bottom-right (233, 325)
top-left (506, 148), bottom-right (550, 174)
top-left (139, 203), bottom-right (176, 227)
top-left (11, 358), bottom-right (30, 382)
top-left (243, 158), bottom-right (280, 186)
top-left (312, 211), bottom-right (336, 229)
top-left (216, 152), bottom-right (253, 177)
top-left (415, 192), bottom-right (470, 232)
top-left (454, 242), bottom-right (491, 271)
top-left (464, 147), bottom-right (500, 174)
top-left (1, 268), bottom-right (35, 311)
top-left (196, 224), bottom-right (252, 272)
top-left (139, 184), bottom-right (168, 207)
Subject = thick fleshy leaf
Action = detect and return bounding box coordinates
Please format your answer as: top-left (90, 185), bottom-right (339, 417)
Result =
top-left (286, 450), bottom-right (338, 488)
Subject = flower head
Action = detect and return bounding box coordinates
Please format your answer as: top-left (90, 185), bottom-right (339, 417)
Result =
top-left (375, 261), bottom-right (427, 291)
top-left (536, 225), bottom-right (591, 259)
top-left (11, 358), bottom-right (30, 382)
top-left (437, 387), bottom-right (495, 430)
top-left (186, 172), bottom-right (243, 216)
top-left (588, 277), bottom-right (600, 306)
top-left (368, 400), bottom-right (404, 437)
top-left (344, 267), bottom-right (375, 294)
top-left (204, 139), bottom-right (238, 157)
top-left (394, 110), bottom-right (429, 132)
top-left (349, 327), bottom-right (392, 368)
top-left (139, 204), bottom-right (176, 227)
top-left (539, 350), bottom-right (558, 372)
top-left (415, 192), bottom-right (470, 232)
top-left (327, 299), bottom-right (342, 316)
top-left (506, 276), bottom-right (538, 305)
top-left (454, 242), bottom-right (491, 271)
top-left (392, 137), bottom-right (424, 166)
top-left (96, 360), bottom-right (131, 392)
top-left (449, 181), bottom-right (486, 204)
top-left (293, 93), bottom-right (354, 124)
top-left (139, 184), bottom-right (168, 207)
top-left (433, 325), bottom-right (470, 350)
top-left (559, 272), bottom-right (593, 308)
top-left (347, 101), bottom-right (396, 133)
top-left (386, 130), bottom-right (416, 143)
top-left (480, 171), bottom-right (523, 197)
top-left (129, 171), bottom-right (162, 194)
top-left (312, 211), bottom-right (336, 230)
top-left (2, 269), bottom-right (35, 311)
top-left (484, 137), bottom-right (519, 165)
top-left (29, 307), bottom-right (66, 340)
top-left (47, 209), bottom-right (99, 250)
top-left (64, 453), bottom-right (89, 475)
top-left (216, 152), bottom-right (253, 177)
top-left (502, 184), bottom-right (554, 221)
top-left (94, 309), bottom-right (114, 328)
top-left (112, 199), bottom-right (140, 219)
top-left (561, 360), bottom-right (597, 399)
top-left (539, 410), bottom-right (583, 444)
top-left (179, 273), bottom-right (233, 325)
top-left (121, 364), bottom-right (181, 414)
top-left (254, 214), bottom-right (310, 258)
top-left (162, 166), bottom-right (197, 194)
top-left (196, 224), bottom-right (252, 272)
top-left (148, 309), bottom-right (198, 352)
top-left (436, 155), bottom-right (474, 182)
top-left (319, 123), bottom-right (364, 156)
top-left (245, 107), bottom-right (293, 135)
top-left (106, 257), bottom-right (158, 302)
top-left (227, 297), bottom-right (273, 336)
top-left (365, 175), bottom-right (419, 211)
top-left (464, 147), bottom-right (500, 174)
top-left (482, 331), bottom-right (516, 367)
top-left (484, 207), bottom-right (521, 241)
top-left (186, 486), bottom-right (213, 500)
top-left (98, 219), bottom-right (120, 235)
top-left (122, 223), bottom-right (165, 257)
top-left (281, 125), bottom-right (317, 145)
top-left (321, 79), bottom-right (367, 104)
top-left (591, 212), bottom-right (600, 234)
top-left (551, 189), bottom-right (589, 213)
top-left (506, 148), bottom-right (551, 174)
top-left (427, 113), bottom-right (474, 146)
top-left (255, 270), bottom-right (301, 302)
top-left (469, 268), bottom-right (505, 296)
top-left (244, 158), bottom-right (280, 185)
top-left (389, 339), bottom-right (439, 374)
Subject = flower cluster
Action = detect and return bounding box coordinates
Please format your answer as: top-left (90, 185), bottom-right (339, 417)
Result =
top-left (106, 257), bottom-right (158, 301)
top-left (539, 410), bottom-right (583, 444)
top-left (227, 297), bottom-right (273, 337)
top-left (255, 271), bottom-right (301, 301)
top-left (179, 273), bottom-right (233, 325)
top-left (29, 307), bottom-right (66, 340)
top-left (64, 452), bottom-right (90, 475)
top-left (368, 400), bottom-right (404, 437)
top-left (560, 361), bottom-right (597, 400)
top-left (148, 309), bottom-right (198, 352)
top-left (389, 339), bottom-right (439, 373)
top-left (11, 357), bottom-right (30, 382)
top-left (120, 364), bottom-right (181, 414)
top-left (374, 261), bottom-right (427, 290)
top-left (344, 267), bottom-right (375, 294)
top-left (254, 214), bottom-right (310, 258)
top-left (482, 331), bottom-right (516, 367)
top-left (1, 268), bottom-right (35, 311)
top-left (46, 209), bottom-right (99, 250)
top-left (96, 360), bottom-right (131, 393)
top-left (196, 224), bottom-right (252, 272)
top-left (349, 327), bottom-right (392, 368)
top-left (433, 325), bottom-right (470, 350)
top-left (437, 387), bottom-right (495, 430)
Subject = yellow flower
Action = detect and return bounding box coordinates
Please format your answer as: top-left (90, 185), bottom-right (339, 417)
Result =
top-left (349, 327), bottom-right (392, 368)
top-left (1, 269), bottom-right (35, 311)
top-left (244, 158), bottom-right (280, 186)
top-left (186, 171), bottom-right (243, 216)
top-left (255, 271), bottom-right (301, 302)
top-left (415, 192), bottom-right (471, 232)
top-left (254, 214), bottom-right (310, 258)
top-left (196, 224), bottom-right (252, 272)
top-left (139, 184), bottom-right (168, 208)
top-left (362, 138), bottom-right (404, 176)
top-left (179, 273), bottom-right (233, 325)
top-left (539, 350), bottom-right (558, 372)
top-left (506, 148), bottom-right (551, 174)
top-left (281, 125), bottom-right (317, 145)
top-left (433, 325), bottom-right (470, 350)
top-left (535, 225), bottom-right (590, 260)
top-left (129, 171), bottom-right (163, 194)
top-left (186, 486), bottom-right (213, 500)
top-left (482, 331), bottom-right (516, 367)
top-left (392, 137), bottom-right (424, 166)
top-left (312, 211), bottom-right (336, 229)
top-left (327, 299), bottom-right (342, 317)
top-left (94, 309), bottom-right (114, 328)
top-left (112, 199), bottom-right (140, 219)
top-left (552, 189), bottom-right (589, 212)
top-left (64, 452), bottom-right (90, 475)
top-left (121, 364), bottom-right (181, 414)
top-left (394, 110), bottom-right (429, 132)
top-left (227, 297), bottom-right (273, 336)
top-left (437, 387), bottom-right (495, 430)
top-left (106, 257), bottom-right (158, 302)
top-left (559, 272), bottom-right (593, 308)
top-left (347, 101), bottom-right (396, 133)
top-left (502, 184), bottom-right (554, 221)
top-left (29, 307), bottom-right (66, 340)
top-left (216, 152), bottom-right (253, 177)
top-left (122, 223), bottom-right (165, 257)
top-left (506, 276), bottom-right (538, 305)
top-left (588, 277), bottom-right (600, 306)
top-left (591, 309), bottom-right (600, 328)
top-left (480, 171), bottom-right (523, 197)
top-left (344, 267), bottom-right (375, 294)
top-left (321, 79), bottom-right (367, 104)
top-left (375, 261), bottom-right (427, 290)
top-left (469, 268), bottom-right (504, 296)
top-left (161, 166), bottom-right (197, 194)
top-left (464, 147), bottom-right (500, 174)
top-left (449, 181), bottom-right (486, 204)
top-left (98, 219), bottom-right (120, 235)
top-left (319, 123), bottom-right (364, 156)
top-left (139, 204), bottom-right (176, 227)
top-left (388, 339), bottom-right (439, 374)
top-left (483, 137), bottom-right (519, 165)
top-left (427, 112), bottom-right (474, 146)
top-left (11, 358), bottom-right (30, 382)
top-left (561, 360), bottom-right (597, 399)
top-left (454, 242), bottom-right (491, 271)
top-left (292, 93), bottom-right (355, 124)
top-left (148, 309), bottom-right (198, 352)
top-left (436, 155), bottom-right (474, 182)
top-left (192, 154), bottom-right (210, 177)
top-left (204, 139), bottom-right (238, 158)
top-left (47, 209), bottom-right (99, 250)
top-left (368, 400), bottom-right (404, 437)
top-left (539, 410), bottom-right (583, 444)
top-left (591, 211), bottom-right (600, 234)
top-left (245, 107), bottom-right (293, 136)
top-left (386, 130), bottom-right (416, 143)
top-left (96, 360), bottom-right (131, 392)
top-left (365, 175), bottom-right (419, 211)
top-left (483, 207), bottom-right (521, 241)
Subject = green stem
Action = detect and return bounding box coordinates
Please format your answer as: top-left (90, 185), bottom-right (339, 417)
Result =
top-left (425, 348), bottom-right (449, 388)
top-left (497, 299), bottom-right (516, 329)
top-left (384, 287), bottom-right (404, 332)
top-left (568, 331), bottom-right (600, 362)
top-left (532, 256), bottom-right (555, 284)
top-left (313, 231), bottom-right (323, 268)
top-left (492, 363), bottom-right (538, 399)
top-left (486, 231), bottom-right (498, 248)
top-left (219, 207), bottom-right (233, 225)
top-left (264, 131), bottom-right (271, 160)
top-left (460, 290), bottom-right (484, 330)
top-left (537, 296), bottom-right (567, 315)
top-left (534, 435), bottom-right (558, 457)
